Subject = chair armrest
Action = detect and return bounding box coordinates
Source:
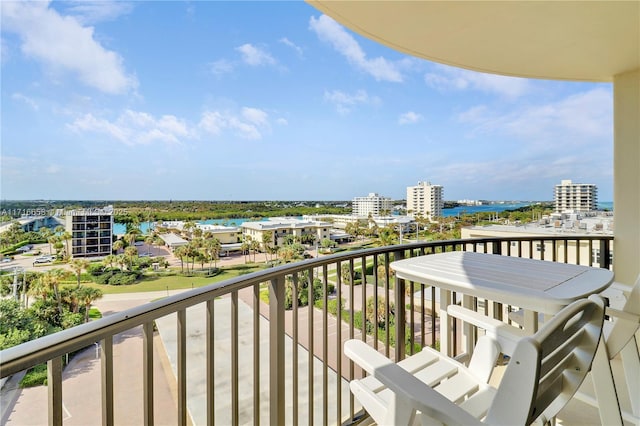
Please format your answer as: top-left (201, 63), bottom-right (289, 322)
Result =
top-left (605, 306), bottom-right (640, 323)
top-left (447, 305), bottom-right (527, 355)
top-left (344, 339), bottom-right (482, 426)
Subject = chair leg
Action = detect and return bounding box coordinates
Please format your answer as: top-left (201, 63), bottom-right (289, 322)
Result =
top-left (620, 336), bottom-right (640, 420)
top-left (591, 336), bottom-right (624, 426)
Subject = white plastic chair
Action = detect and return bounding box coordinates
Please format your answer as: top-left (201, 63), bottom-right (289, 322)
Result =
top-left (345, 295), bottom-right (605, 425)
top-left (450, 275), bottom-right (640, 425)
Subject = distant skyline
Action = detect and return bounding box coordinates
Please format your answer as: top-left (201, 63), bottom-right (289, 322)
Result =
top-left (1, 1), bottom-right (613, 201)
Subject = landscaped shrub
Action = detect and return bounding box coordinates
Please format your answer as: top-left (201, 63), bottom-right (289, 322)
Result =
top-left (108, 272), bottom-right (139, 286)
top-left (20, 363), bottom-right (48, 388)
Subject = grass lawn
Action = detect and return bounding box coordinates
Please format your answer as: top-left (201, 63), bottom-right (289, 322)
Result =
top-left (81, 263), bottom-right (267, 294)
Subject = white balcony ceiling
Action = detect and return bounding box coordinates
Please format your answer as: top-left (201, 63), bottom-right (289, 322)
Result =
top-left (307, 1), bottom-right (639, 82)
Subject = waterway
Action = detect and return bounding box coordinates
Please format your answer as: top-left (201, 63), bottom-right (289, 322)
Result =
top-left (114, 201), bottom-right (612, 234)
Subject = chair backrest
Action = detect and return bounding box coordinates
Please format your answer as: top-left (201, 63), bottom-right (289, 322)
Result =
top-left (486, 295), bottom-right (605, 425)
top-left (606, 274), bottom-right (640, 358)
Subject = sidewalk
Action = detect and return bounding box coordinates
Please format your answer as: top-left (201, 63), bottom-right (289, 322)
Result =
top-left (1, 292), bottom-right (184, 426)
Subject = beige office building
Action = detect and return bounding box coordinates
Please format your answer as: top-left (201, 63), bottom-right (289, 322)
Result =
top-left (406, 181), bottom-right (443, 219)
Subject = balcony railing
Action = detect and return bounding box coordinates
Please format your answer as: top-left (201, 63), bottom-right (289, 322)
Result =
top-left (0, 236), bottom-right (613, 425)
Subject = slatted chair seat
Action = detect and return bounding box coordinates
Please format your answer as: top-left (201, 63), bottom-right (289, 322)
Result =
top-left (345, 295), bottom-right (605, 425)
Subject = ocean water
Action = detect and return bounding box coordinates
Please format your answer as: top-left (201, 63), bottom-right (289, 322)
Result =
top-left (442, 202), bottom-right (532, 217)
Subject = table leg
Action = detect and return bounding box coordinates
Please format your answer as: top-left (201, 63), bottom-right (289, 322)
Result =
top-left (523, 310), bottom-right (539, 333)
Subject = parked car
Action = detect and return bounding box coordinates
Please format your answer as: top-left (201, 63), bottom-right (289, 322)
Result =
top-left (33, 255), bottom-right (56, 264)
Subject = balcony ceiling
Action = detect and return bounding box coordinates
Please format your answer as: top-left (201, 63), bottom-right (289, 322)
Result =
top-left (307, 1), bottom-right (640, 82)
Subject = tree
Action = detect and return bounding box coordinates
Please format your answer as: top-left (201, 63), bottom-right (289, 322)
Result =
top-left (374, 225), bottom-right (398, 247)
top-left (69, 259), bottom-right (89, 288)
top-left (124, 246), bottom-right (138, 270)
top-left (261, 231), bottom-right (274, 262)
top-left (145, 235), bottom-right (155, 256)
top-left (39, 227), bottom-right (53, 254)
top-left (77, 286), bottom-right (103, 323)
top-left (174, 245), bottom-right (187, 273)
top-left (102, 254), bottom-right (117, 270)
top-left (39, 269), bottom-right (65, 316)
top-left (113, 239), bottom-right (124, 254)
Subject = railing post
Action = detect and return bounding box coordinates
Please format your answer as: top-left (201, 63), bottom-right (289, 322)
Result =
top-left (600, 239), bottom-right (612, 269)
top-left (393, 249), bottom-right (405, 361)
top-left (48, 356), bottom-right (63, 426)
top-left (269, 276), bottom-right (286, 425)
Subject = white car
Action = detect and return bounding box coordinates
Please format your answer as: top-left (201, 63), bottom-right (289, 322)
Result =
top-left (33, 255), bottom-right (56, 264)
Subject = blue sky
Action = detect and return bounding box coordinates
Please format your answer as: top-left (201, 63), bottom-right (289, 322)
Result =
top-left (1, 1), bottom-right (613, 202)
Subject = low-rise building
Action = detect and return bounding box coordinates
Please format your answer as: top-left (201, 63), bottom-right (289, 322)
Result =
top-left (241, 217), bottom-right (332, 250)
top-left (196, 224), bottom-right (241, 245)
top-left (461, 212), bottom-right (613, 265)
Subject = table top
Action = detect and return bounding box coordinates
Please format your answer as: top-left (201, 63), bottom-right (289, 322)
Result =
top-left (391, 251), bottom-right (614, 313)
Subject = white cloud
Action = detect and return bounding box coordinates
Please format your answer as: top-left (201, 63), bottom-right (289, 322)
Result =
top-left (1, 1), bottom-right (137, 94)
top-left (398, 111), bottom-right (423, 125)
top-left (324, 89), bottom-right (381, 115)
top-left (309, 15), bottom-right (403, 83)
top-left (279, 37), bottom-right (303, 57)
top-left (236, 43), bottom-right (276, 67)
top-left (425, 64), bottom-right (531, 98)
top-left (68, 110), bottom-right (193, 145)
top-left (12, 93), bottom-right (39, 110)
top-left (276, 118), bottom-right (288, 126)
top-left (60, 1), bottom-right (134, 25)
top-left (45, 164), bottom-right (61, 174)
top-left (209, 59), bottom-right (234, 75)
top-left (458, 88), bottom-right (612, 144)
top-left (199, 107), bottom-right (271, 140)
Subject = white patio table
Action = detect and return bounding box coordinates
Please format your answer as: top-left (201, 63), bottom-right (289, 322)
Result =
top-left (390, 251), bottom-right (614, 356)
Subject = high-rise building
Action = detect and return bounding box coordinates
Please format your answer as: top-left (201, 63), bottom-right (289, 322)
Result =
top-left (352, 193), bottom-right (393, 217)
top-left (65, 206), bottom-right (114, 258)
top-left (406, 181), bottom-right (443, 219)
top-left (554, 179), bottom-right (598, 213)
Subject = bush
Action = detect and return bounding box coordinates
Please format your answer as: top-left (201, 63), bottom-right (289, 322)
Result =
top-left (20, 363), bottom-right (48, 388)
top-left (108, 272), bottom-right (139, 286)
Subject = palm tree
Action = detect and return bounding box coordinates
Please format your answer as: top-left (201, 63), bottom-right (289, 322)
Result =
top-left (40, 269), bottom-right (65, 315)
top-left (124, 246), bottom-right (138, 270)
top-left (102, 254), bottom-right (117, 270)
top-left (39, 227), bottom-right (53, 254)
top-left (69, 258), bottom-right (89, 288)
top-left (124, 229), bottom-right (140, 247)
top-left (145, 235), bottom-right (154, 256)
top-left (241, 236), bottom-right (251, 264)
top-left (250, 239), bottom-right (260, 263)
top-left (205, 237), bottom-right (221, 268)
top-left (115, 254), bottom-right (127, 271)
top-left (61, 231), bottom-right (72, 259)
top-left (261, 231), bottom-right (274, 262)
top-left (174, 245), bottom-right (187, 273)
top-left (78, 286), bottom-right (103, 323)
top-left (113, 239), bottom-right (125, 254)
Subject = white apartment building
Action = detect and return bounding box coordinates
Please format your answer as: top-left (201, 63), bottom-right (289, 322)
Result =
top-left (241, 218), bottom-right (332, 249)
top-left (65, 206), bottom-right (114, 258)
top-left (554, 179), bottom-right (598, 213)
top-left (406, 181), bottom-right (443, 219)
top-left (352, 193), bottom-right (393, 217)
